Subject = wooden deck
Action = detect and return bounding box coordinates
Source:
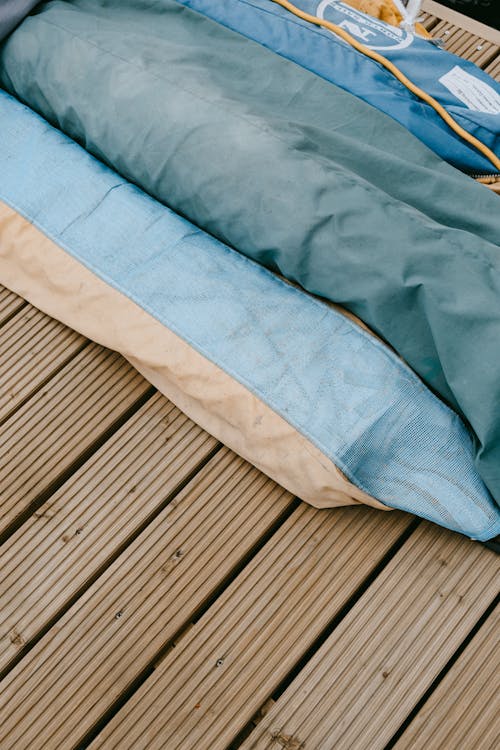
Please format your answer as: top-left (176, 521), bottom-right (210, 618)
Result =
top-left (1, 5), bottom-right (500, 749)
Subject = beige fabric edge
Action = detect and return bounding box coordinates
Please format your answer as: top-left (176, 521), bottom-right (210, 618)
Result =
top-left (0, 202), bottom-right (389, 511)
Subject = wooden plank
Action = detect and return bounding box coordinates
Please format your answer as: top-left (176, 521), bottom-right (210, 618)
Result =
top-left (485, 54), bottom-right (500, 81)
top-left (89, 509), bottom-right (412, 750)
top-left (0, 449), bottom-right (296, 749)
top-left (0, 392), bottom-right (218, 673)
top-left (395, 605), bottom-right (500, 750)
top-left (240, 526), bottom-right (500, 750)
top-left (0, 285), bottom-right (25, 326)
top-left (423, 1), bottom-right (500, 46)
top-left (425, 15), bottom-right (500, 74)
top-left (0, 305), bottom-right (85, 424)
top-left (418, 12), bottom-right (439, 32)
top-left (427, 19), bottom-right (499, 69)
top-left (0, 12), bottom-right (497, 750)
top-left (429, 19), bottom-right (464, 47)
top-left (424, 12), bottom-right (500, 74)
top-left (455, 35), bottom-right (499, 68)
top-left (436, 23), bottom-right (470, 52)
top-left (0, 344), bottom-right (150, 538)
top-left (429, 21), bottom-right (498, 66)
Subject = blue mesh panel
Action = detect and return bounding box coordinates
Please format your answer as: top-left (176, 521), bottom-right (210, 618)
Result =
top-left (0, 91), bottom-right (498, 540)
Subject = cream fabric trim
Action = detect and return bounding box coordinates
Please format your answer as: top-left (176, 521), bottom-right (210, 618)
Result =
top-left (0, 201), bottom-right (389, 511)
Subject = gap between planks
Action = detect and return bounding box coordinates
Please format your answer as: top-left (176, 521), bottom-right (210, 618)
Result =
top-left (0, 298), bottom-right (410, 750)
top-left (1, 11), bottom-right (499, 750)
top-left (0, 343), bottom-right (153, 541)
top-left (423, 1), bottom-right (500, 47)
top-left (0, 391), bottom-right (220, 675)
top-left (237, 529), bottom-right (499, 750)
top-left (85, 511), bottom-right (412, 750)
top-left (0, 304), bottom-right (86, 425)
top-left (393, 602), bottom-right (500, 749)
top-left (0, 448), bottom-right (300, 749)
top-left (0, 285), bottom-right (26, 328)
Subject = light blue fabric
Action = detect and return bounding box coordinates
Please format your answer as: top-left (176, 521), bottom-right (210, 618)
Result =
top-left (180, 0), bottom-right (500, 175)
top-left (1, 90), bottom-right (499, 540)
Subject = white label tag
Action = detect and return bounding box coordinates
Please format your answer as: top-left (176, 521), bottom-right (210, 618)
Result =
top-left (439, 66), bottom-right (500, 115)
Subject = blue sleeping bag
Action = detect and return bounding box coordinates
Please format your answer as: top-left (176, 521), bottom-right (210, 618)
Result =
top-left (180, 0), bottom-right (500, 175)
top-left (1, 89), bottom-right (500, 541)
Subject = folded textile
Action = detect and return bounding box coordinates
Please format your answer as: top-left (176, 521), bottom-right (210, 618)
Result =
top-left (1, 0), bottom-right (499, 505)
top-left (180, 0), bottom-right (500, 174)
top-left (1, 90), bottom-right (499, 539)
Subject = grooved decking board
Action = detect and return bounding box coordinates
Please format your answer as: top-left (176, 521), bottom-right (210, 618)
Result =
top-left (0, 344), bottom-right (150, 537)
top-left (0, 285), bottom-right (24, 326)
top-left (457, 37), bottom-right (499, 68)
top-left (0, 392), bottom-right (218, 673)
top-left (1, 8), bottom-right (499, 750)
top-left (89, 509), bottom-right (411, 750)
top-left (240, 526), bottom-right (500, 750)
top-left (486, 55), bottom-right (500, 80)
top-left (0, 449), bottom-right (295, 749)
top-left (431, 20), bottom-right (499, 67)
top-left (418, 13), bottom-right (439, 32)
top-left (431, 21), bottom-right (468, 48)
top-left (423, 2), bottom-right (500, 46)
top-left (394, 605), bottom-right (500, 750)
top-left (419, 12), bottom-right (499, 69)
top-left (0, 305), bottom-right (85, 423)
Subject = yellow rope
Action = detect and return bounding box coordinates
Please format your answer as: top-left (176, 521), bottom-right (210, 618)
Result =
top-left (270, 0), bottom-right (500, 173)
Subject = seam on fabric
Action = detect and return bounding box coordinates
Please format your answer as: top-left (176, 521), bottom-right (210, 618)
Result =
top-left (0, 194), bottom-right (379, 496)
top-left (29, 12), bottom-right (498, 213)
top-left (204, 0), bottom-right (500, 142)
top-left (4, 192), bottom-right (500, 536)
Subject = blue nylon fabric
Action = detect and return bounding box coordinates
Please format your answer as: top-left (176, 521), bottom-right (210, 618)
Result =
top-left (179, 0), bottom-right (500, 174)
top-left (1, 91), bottom-right (499, 540)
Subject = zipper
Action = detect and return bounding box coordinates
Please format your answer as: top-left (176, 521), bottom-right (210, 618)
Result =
top-left (469, 173), bottom-right (500, 194)
top-left (469, 173), bottom-right (500, 180)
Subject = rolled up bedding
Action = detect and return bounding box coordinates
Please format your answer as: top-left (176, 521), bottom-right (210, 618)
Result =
top-left (4, 0), bottom-right (499, 506)
top-left (179, 0), bottom-right (500, 175)
top-left (1, 90), bottom-right (499, 540)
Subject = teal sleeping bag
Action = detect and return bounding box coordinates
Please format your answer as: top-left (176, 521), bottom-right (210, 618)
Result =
top-left (179, 0), bottom-right (500, 175)
top-left (0, 0), bottom-right (499, 504)
top-left (2, 89), bottom-right (500, 540)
